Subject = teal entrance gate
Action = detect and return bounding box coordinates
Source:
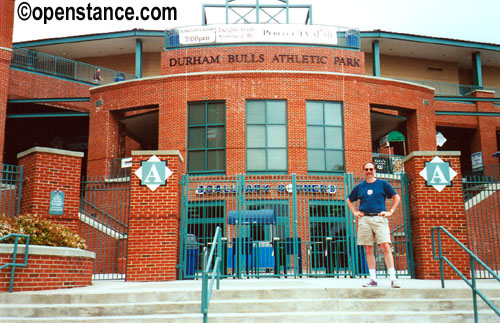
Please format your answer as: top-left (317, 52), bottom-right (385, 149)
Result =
top-left (79, 176), bottom-right (131, 280)
top-left (463, 169), bottom-right (500, 278)
top-left (179, 173), bottom-right (414, 279)
top-left (0, 164), bottom-right (23, 218)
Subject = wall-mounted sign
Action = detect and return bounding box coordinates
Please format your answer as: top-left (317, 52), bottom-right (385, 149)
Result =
top-left (379, 135), bottom-right (389, 148)
top-left (134, 155), bottom-right (173, 191)
top-left (195, 184), bottom-right (337, 195)
top-left (121, 157), bottom-right (132, 168)
top-left (49, 190), bottom-right (65, 215)
top-left (419, 156), bottom-right (457, 192)
top-left (175, 24), bottom-right (339, 46)
top-left (373, 157), bottom-right (389, 173)
top-left (471, 152), bottom-right (483, 170)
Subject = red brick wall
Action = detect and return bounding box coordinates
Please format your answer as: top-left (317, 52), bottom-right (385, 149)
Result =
top-left (0, 249), bottom-right (93, 292)
top-left (434, 91), bottom-right (499, 169)
top-left (8, 69), bottom-right (92, 112)
top-left (403, 153), bottom-right (469, 279)
top-left (0, 0), bottom-right (15, 48)
top-left (162, 46), bottom-right (365, 75)
top-left (0, 0), bottom-right (15, 166)
top-left (126, 152), bottom-right (184, 281)
top-left (89, 64), bottom-right (435, 176)
top-left (0, 49), bottom-right (10, 166)
top-left (18, 148), bottom-right (83, 233)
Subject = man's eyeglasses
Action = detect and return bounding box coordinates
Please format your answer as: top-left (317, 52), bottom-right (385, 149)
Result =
top-left (364, 168), bottom-right (374, 171)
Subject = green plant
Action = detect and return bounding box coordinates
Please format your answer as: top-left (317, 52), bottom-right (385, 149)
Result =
top-left (0, 214), bottom-right (87, 250)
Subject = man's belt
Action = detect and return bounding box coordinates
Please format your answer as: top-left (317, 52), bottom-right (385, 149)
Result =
top-left (363, 213), bottom-right (380, 216)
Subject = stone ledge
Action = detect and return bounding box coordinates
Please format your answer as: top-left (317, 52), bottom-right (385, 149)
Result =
top-left (0, 244), bottom-right (95, 259)
top-left (132, 150), bottom-right (184, 163)
top-left (402, 151), bottom-right (461, 164)
top-left (17, 146), bottom-right (84, 159)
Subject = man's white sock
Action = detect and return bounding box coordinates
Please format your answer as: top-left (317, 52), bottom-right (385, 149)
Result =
top-left (369, 269), bottom-right (377, 281)
top-left (388, 267), bottom-right (396, 281)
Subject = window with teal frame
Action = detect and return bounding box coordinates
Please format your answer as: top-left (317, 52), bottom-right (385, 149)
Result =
top-left (187, 101), bottom-right (225, 174)
top-left (246, 100), bottom-right (287, 172)
top-left (306, 101), bottom-right (344, 172)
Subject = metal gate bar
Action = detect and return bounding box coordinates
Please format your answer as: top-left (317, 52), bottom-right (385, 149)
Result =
top-left (180, 173), bottom-right (413, 279)
top-left (79, 176), bottom-right (130, 280)
top-left (463, 173), bottom-right (500, 278)
top-left (0, 164), bottom-right (23, 218)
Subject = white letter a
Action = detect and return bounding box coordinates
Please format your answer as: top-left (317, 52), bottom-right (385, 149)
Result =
top-left (145, 165), bottom-right (161, 183)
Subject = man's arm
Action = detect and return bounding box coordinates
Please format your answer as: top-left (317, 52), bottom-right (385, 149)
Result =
top-left (381, 194), bottom-right (401, 217)
top-left (347, 198), bottom-right (363, 217)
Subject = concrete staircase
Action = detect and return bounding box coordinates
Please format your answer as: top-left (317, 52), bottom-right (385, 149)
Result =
top-left (1, 279), bottom-right (499, 322)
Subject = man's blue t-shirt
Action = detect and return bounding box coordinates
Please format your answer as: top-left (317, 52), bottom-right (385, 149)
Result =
top-left (348, 179), bottom-right (397, 213)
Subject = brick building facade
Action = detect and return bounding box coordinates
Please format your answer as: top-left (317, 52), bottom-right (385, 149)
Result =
top-left (1, 0), bottom-right (499, 283)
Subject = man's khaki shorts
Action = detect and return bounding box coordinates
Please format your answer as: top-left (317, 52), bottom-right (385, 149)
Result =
top-left (357, 215), bottom-right (391, 245)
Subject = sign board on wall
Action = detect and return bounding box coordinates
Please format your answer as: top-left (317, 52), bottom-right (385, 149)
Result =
top-left (373, 157), bottom-right (389, 173)
top-left (419, 156), bottom-right (457, 192)
top-left (379, 135), bottom-right (389, 148)
top-left (49, 190), bottom-right (65, 215)
top-left (471, 152), bottom-right (483, 170)
top-left (176, 24), bottom-right (339, 46)
top-left (134, 155), bottom-right (173, 191)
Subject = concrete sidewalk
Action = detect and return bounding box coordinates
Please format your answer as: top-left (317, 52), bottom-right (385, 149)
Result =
top-left (12, 277), bottom-right (499, 295)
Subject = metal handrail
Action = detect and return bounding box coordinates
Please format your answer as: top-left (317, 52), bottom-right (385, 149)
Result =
top-left (10, 48), bottom-right (135, 85)
top-left (431, 226), bottom-right (500, 322)
top-left (0, 233), bottom-right (30, 293)
top-left (201, 226), bottom-right (222, 323)
top-left (398, 78), bottom-right (499, 97)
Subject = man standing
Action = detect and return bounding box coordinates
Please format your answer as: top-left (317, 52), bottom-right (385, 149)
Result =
top-left (347, 161), bottom-right (401, 288)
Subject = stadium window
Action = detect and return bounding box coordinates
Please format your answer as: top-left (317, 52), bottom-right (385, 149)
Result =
top-left (306, 101), bottom-right (345, 172)
top-left (187, 101), bottom-right (226, 174)
top-left (246, 100), bottom-right (287, 172)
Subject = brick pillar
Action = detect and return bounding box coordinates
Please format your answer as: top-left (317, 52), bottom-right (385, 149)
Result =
top-left (126, 150), bottom-right (184, 281)
top-left (403, 151), bottom-right (469, 279)
top-left (0, 0), bottom-right (16, 166)
top-left (17, 147), bottom-right (83, 233)
top-left (405, 99), bottom-right (436, 153)
top-left (469, 90), bottom-right (497, 172)
top-left (0, 0), bottom-right (15, 48)
top-left (87, 104), bottom-right (123, 177)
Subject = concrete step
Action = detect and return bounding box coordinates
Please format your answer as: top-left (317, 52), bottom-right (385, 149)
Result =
top-left (1, 297), bottom-right (500, 318)
top-left (2, 311), bottom-right (500, 323)
top-left (2, 286), bottom-right (500, 304)
top-left (1, 279), bottom-right (499, 322)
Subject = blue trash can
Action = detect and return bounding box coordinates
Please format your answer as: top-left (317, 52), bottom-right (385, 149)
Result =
top-left (169, 29), bottom-right (180, 47)
top-left (346, 29), bottom-right (359, 48)
top-left (185, 234), bottom-right (198, 278)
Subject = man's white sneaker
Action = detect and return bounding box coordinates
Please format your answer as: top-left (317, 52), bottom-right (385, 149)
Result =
top-left (391, 280), bottom-right (401, 288)
top-left (362, 279), bottom-right (378, 287)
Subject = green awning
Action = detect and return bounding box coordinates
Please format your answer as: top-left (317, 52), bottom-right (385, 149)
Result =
top-left (387, 130), bottom-right (405, 142)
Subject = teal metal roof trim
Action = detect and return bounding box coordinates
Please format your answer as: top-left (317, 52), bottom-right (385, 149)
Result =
top-left (436, 111), bottom-right (500, 117)
top-left (8, 98), bottom-right (90, 103)
top-left (360, 31), bottom-right (500, 51)
top-left (13, 30), bottom-right (163, 48)
top-left (434, 96), bottom-right (500, 103)
top-left (7, 113), bottom-right (89, 119)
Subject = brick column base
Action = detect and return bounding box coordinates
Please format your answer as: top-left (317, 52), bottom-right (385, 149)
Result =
top-left (403, 151), bottom-right (469, 279)
top-left (126, 150), bottom-right (184, 281)
top-left (17, 147), bottom-right (83, 233)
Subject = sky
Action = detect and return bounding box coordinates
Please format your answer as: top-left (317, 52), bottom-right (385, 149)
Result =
top-left (12, 0), bottom-right (500, 44)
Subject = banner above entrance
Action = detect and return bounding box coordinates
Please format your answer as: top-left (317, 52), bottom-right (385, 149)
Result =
top-left (172, 24), bottom-right (341, 46)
